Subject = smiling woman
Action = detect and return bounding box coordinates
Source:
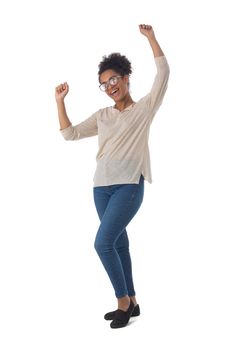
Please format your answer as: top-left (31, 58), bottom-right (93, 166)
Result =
top-left (98, 53), bottom-right (133, 110)
top-left (55, 24), bottom-right (170, 329)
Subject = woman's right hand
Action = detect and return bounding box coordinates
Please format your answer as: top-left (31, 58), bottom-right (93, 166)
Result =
top-left (55, 82), bottom-right (69, 102)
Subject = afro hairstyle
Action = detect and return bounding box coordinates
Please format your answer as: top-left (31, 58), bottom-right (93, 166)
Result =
top-left (98, 53), bottom-right (132, 81)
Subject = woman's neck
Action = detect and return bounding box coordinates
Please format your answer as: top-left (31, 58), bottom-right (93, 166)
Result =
top-left (114, 94), bottom-right (134, 112)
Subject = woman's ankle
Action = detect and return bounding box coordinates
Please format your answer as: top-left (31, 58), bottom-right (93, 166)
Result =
top-left (130, 295), bottom-right (137, 306)
top-left (117, 295), bottom-right (130, 311)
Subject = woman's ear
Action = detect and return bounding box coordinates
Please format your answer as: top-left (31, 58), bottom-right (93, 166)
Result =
top-left (124, 75), bottom-right (129, 84)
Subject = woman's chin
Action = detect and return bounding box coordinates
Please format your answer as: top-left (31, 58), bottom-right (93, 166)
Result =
top-left (111, 94), bottom-right (122, 103)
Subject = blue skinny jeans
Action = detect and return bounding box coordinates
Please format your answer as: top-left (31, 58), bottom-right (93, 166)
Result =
top-left (93, 175), bottom-right (144, 298)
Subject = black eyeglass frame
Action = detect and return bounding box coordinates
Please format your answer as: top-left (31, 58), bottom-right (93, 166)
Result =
top-left (99, 75), bottom-right (123, 92)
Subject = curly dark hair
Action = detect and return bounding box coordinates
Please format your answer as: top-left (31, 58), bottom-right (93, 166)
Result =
top-left (98, 53), bottom-right (132, 81)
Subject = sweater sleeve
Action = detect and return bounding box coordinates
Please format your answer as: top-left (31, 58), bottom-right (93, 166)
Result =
top-left (60, 110), bottom-right (99, 141)
top-left (139, 55), bottom-right (170, 120)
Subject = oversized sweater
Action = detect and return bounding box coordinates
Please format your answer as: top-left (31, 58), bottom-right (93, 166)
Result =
top-left (60, 55), bottom-right (170, 187)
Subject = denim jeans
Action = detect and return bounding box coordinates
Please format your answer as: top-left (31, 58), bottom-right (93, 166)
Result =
top-left (93, 175), bottom-right (144, 298)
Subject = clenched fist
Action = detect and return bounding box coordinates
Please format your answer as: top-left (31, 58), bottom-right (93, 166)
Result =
top-left (139, 24), bottom-right (155, 40)
top-left (55, 82), bottom-right (69, 102)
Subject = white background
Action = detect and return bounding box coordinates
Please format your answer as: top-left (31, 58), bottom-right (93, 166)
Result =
top-left (0, 0), bottom-right (233, 349)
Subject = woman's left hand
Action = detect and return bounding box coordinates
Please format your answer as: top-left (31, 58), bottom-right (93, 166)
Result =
top-left (139, 24), bottom-right (155, 39)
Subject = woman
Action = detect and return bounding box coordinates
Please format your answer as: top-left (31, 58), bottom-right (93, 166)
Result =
top-left (55, 24), bottom-right (169, 329)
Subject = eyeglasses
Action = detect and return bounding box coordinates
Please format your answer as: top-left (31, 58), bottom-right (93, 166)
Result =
top-left (99, 75), bottom-right (122, 92)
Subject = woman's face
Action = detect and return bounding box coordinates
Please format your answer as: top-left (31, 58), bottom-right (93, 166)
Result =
top-left (99, 69), bottom-right (129, 102)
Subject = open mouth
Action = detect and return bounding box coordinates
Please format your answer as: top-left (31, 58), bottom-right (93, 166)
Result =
top-left (110, 88), bottom-right (119, 96)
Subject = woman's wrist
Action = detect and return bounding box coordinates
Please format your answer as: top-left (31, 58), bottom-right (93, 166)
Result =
top-left (56, 98), bottom-right (65, 105)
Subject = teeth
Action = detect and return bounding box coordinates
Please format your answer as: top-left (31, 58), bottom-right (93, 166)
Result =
top-left (111, 89), bottom-right (118, 95)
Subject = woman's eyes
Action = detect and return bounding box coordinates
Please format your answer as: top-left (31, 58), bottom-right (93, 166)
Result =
top-left (110, 77), bottom-right (117, 84)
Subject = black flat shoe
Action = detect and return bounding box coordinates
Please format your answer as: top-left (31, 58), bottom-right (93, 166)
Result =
top-left (110, 300), bottom-right (135, 329)
top-left (104, 304), bottom-right (140, 320)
